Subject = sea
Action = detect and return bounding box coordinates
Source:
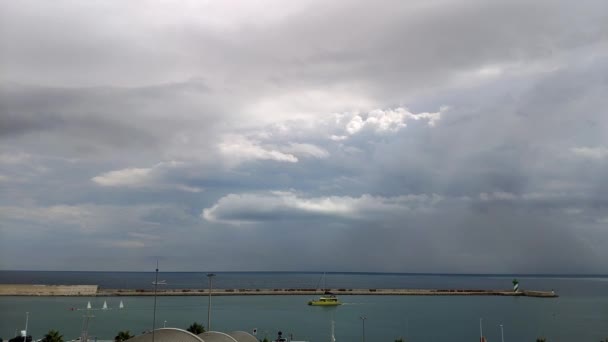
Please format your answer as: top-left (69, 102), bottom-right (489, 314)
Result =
top-left (0, 271), bottom-right (607, 342)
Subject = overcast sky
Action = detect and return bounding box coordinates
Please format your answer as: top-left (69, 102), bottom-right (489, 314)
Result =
top-left (1, 0), bottom-right (607, 273)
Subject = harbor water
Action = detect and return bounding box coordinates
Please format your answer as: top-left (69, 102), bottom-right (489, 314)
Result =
top-left (1, 272), bottom-right (607, 341)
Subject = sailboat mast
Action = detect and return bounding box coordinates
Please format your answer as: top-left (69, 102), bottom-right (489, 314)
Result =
top-left (323, 272), bottom-right (326, 291)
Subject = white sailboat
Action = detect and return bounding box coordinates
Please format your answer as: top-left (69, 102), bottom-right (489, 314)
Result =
top-left (102, 300), bottom-right (108, 310)
top-left (119, 300), bottom-right (124, 309)
top-left (87, 301), bottom-right (92, 310)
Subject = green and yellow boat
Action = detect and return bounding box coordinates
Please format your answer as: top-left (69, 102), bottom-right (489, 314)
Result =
top-left (308, 293), bottom-right (341, 306)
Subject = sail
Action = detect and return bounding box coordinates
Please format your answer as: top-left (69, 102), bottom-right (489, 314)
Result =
top-left (119, 300), bottom-right (124, 309)
top-left (87, 301), bottom-right (91, 309)
top-left (102, 301), bottom-right (108, 310)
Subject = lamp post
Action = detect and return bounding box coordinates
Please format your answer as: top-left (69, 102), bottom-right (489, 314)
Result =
top-left (152, 261), bottom-right (159, 342)
top-left (359, 316), bottom-right (366, 342)
top-left (24, 312), bottom-right (29, 342)
top-left (207, 273), bottom-right (216, 331)
top-left (163, 320), bottom-right (167, 328)
top-left (500, 324), bottom-right (504, 342)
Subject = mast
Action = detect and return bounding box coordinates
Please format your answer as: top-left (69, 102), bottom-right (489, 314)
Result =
top-left (81, 304), bottom-right (94, 342)
top-left (152, 260), bottom-right (159, 342)
top-left (323, 272), bottom-right (326, 291)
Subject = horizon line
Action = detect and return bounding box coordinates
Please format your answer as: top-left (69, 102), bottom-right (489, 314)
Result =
top-left (1, 269), bottom-right (607, 277)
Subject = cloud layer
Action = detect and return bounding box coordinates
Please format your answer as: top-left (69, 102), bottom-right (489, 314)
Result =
top-left (1, 0), bottom-right (608, 272)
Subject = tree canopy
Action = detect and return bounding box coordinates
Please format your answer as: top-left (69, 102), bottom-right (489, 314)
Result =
top-left (186, 322), bottom-right (205, 335)
top-left (115, 331), bottom-right (134, 342)
top-left (42, 330), bottom-right (63, 342)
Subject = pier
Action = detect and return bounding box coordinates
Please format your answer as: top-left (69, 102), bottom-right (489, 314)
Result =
top-left (0, 285), bottom-right (557, 297)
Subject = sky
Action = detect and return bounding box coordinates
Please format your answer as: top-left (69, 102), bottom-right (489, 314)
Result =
top-left (1, 0), bottom-right (607, 273)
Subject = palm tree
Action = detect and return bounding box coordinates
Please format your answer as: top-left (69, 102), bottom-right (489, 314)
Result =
top-left (114, 331), bottom-right (134, 342)
top-left (42, 330), bottom-right (63, 342)
top-left (186, 322), bottom-right (205, 335)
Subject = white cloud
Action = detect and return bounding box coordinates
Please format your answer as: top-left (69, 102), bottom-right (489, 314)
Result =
top-left (224, 105), bottom-right (448, 155)
top-left (246, 88), bottom-right (376, 125)
top-left (174, 185), bottom-right (204, 193)
top-left (330, 135), bottom-right (348, 141)
top-left (218, 135), bottom-right (298, 165)
top-left (570, 146), bottom-right (608, 160)
top-left (91, 161), bottom-right (203, 192)
top-left (202, 191), bottom-right (442, 224)
top-left (342, 106), bottom-right (446, 136)
top-left (92, 167), bottom-right (154, 186)
top-left (283, 143), bottom-right (329, 159)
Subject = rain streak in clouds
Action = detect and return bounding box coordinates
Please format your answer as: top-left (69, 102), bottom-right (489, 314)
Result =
top-left (1, 0), bottom-right (608, 273)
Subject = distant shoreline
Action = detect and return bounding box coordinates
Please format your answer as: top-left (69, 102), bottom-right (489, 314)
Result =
top-left (0, 284), bottom-right (557, 298)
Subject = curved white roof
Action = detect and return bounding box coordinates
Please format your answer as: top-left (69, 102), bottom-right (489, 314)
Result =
top-left (126, 328), bottom-right (205, 342)
top-left (227, 331), bottom-right (258, 342)
top-left (197, 331), bottom-right (237, 342)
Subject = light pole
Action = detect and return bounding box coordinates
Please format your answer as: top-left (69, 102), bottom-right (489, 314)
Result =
top-left (152, 260), bottom-right (159, 342)
top-left (163, 320), bottom-right (167, 328)
top-left (500, 324), bottom-right (504, 342)
top-left (207, 273), bottom-right (216, 331)
top-left (359, 316), bottom-right (366, 342)
top-left (24, 312), bottom-right (29, 342)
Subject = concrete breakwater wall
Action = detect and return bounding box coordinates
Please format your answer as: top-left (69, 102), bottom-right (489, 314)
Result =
top-left (0, 285), bottom-right (557, 297)
top-left (103, 288), bottom-right (557, 298)
top-left (0, 284), bottom-right (98, 296)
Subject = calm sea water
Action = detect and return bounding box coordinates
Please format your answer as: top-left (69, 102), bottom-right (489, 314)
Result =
top-left (1, 272), bottom-right (607, 341)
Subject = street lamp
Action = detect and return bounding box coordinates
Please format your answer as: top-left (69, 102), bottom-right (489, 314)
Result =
top-left (207, 273), bottom-right (216, 331)
top-left (152, 261), bottom-right (159, 342)
top-left (163, 320), bottom-right (167, 328)
top-left (500, 324), bottom-right (504, 342)
top-left (359, 316), bottom-right (367, 342)
top-left (24, 312), bottom-right (29, 342)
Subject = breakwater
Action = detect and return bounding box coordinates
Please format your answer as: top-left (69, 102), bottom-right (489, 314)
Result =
top-left (0, 285), bottom-right (557, 297)
top-left (0, 284), bottom-right (98, 296)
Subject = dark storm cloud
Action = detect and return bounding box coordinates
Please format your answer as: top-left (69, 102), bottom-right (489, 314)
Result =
top-left (0, 80), bottom-right (227, 161)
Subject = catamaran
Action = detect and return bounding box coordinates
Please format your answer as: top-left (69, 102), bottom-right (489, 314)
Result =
top-left (308, 273), bottom-right (341, 306)
top-left (308, 293), bottom-right (341, 306)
